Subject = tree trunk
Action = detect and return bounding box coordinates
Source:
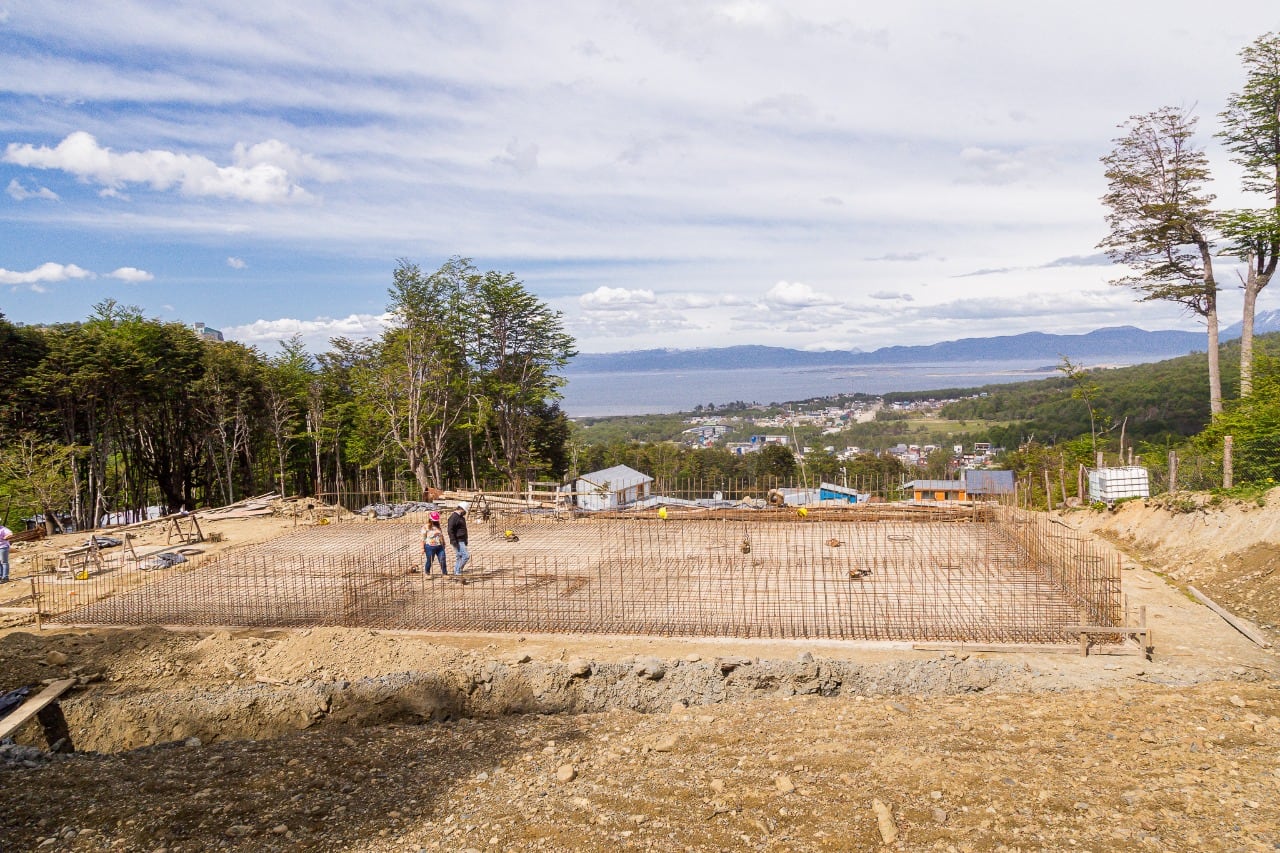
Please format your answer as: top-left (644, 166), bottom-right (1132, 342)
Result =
top-left (1240, 262), bottom-right (1259, 398)
top-left (411, 459), bottom-right (431, 493)
top-left (1206, 297), bottom-right (1223, 416)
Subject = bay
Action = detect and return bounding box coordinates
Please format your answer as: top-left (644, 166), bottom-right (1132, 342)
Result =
top-left (560, 359), bottom-right (1073, 417)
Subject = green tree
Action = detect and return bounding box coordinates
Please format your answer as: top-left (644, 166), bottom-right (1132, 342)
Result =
top-left (1100, 107), bottom-right (1223, 414)
top-left (0, 433), bottom-right (80, 533)
top-left (472, 268), bottom-right (576, 487)
top-left (1218, 32), bottom-right (1280, 397)
top-left (262, 335), bottom-right (315, 495)
top-left (1195, 354), bottom-right (1280, 484)
top-left (348, 258), bottom-right (475, 493)
top-left (922, 447), bottom-right (951, 479)
top-left (194, 341), bottom-right (265, 505)
top-left (1058, 356), bottom-right (1113, 455)
top-left (753, 444), bottom-right (797, 481)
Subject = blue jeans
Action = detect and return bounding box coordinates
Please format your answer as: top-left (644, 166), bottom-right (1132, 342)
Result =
top-left (424, 544), bottom-right (447, 574)
top-left (0, 548), bottom-right (9, 582)
top-left (453, 541), bottom-right (469, 575)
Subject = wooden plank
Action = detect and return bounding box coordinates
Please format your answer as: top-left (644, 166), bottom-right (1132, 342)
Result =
top-left (0, 678), bottom-right (76, 741)
top-left (1188, 585), bottom-right (1273, 648)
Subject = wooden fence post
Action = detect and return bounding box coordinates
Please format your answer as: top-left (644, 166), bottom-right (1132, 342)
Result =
top-left (1168, 450), bottom-right (1177, 493)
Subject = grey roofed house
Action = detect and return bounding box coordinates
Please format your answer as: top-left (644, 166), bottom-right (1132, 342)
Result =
top-left (964, 469), bottom-right (1015, 495)
top-left (572, 464), bottom-right (655, 511)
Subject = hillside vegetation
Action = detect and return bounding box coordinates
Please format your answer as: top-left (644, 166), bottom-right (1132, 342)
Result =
top-left (573, 334), bottom-right (1280, 502)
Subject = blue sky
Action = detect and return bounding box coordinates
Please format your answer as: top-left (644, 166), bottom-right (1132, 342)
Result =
top-left (1, 2), bottom-right (1276, 354)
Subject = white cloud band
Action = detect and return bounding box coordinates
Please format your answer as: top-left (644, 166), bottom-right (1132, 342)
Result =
top-left (3, 132), bottom-right (331, 204)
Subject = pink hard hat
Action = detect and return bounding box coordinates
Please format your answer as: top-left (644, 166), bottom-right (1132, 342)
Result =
top-left (429, 511), bottom-right (441, 521)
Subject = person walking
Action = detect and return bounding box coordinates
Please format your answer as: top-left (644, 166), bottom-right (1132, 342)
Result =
top-left (447, 501), bottom-right (470, 584)
top-left (422, 512), bottom-right (448, 576)
top-left (0, 522), bottom-right (13, 584)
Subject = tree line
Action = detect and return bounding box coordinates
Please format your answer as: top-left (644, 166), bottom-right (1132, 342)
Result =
top-left (0, 258), bottom-right (575, 531)
top-left (1100, 31), bottom-right (1280, 414)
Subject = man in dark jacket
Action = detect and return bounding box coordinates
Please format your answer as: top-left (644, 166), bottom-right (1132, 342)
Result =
top-left (447, 501), bottom-right (470, 583)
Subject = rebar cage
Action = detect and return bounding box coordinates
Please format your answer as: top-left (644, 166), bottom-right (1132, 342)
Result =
top-left (35, 504), bottom-right (1120, 642)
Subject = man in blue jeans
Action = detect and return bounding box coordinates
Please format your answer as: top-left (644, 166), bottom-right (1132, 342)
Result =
top-left (0, 523), bottom-right (13, 583)
top-left (447, 501), bottom-right (470, 584)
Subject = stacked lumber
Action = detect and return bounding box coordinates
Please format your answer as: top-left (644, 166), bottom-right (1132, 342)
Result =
top-left (198, 493), bottom-right (281, 520)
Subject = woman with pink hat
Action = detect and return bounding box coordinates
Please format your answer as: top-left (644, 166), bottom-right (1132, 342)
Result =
top-left (422, 511), bottom-right (447, 575)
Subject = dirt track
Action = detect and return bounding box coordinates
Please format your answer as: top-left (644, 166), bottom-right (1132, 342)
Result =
top-left (2, 495), bottom-right (1279, 851)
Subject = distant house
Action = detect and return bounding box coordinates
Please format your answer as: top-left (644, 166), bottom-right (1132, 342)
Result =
top-left (964, 469), bottom-right (1015, 498)
top-left (905, 469), bottom-right (1015, 503)
top-left (193, 322), bottom-right (224, 342)
top-left (682, 424), bottom-right (730, 446)
top-left (572, 464), bottom-right (654, 511)
top-left (904, 479), bottom-right (967, 502)
top-left (818, 482), bottom-right (865, 504)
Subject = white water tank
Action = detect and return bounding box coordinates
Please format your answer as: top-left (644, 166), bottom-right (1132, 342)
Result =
top-left (1088, 467), bottom-right (1150, 503)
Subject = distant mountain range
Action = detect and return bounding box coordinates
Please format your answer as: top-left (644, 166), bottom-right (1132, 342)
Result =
top-left (570, 312), bottom-right (1280, 373)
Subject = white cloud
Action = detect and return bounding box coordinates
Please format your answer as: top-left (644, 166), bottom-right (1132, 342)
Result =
top-left (746, 93), bottom-right (816, 121)
top-left (226, 256), bottom-right (247, 269)
top-left (571, 307), bottom-right (700, 338)
top-left (866, 252), bottom-right (929, 262)
top-left (492, 138), bottom-right (539, 175)
top-left (224, 313), bottom-right (392, 349)
top-left (762, 281), bottom-right (836, 310)
top-left (0, 2), bottom-right (1264, 356)
top-left (579, 286), bottom-right (656, 309)
top-left (232, 140), bottom-right (341, 182)
top-left (0, 261), bottom-right (154, 290)
top-left (0, 262), bottom-right (92, 286)
top-left (6, 177), bottom-right (58, 201)
top-left (108, 266), bottom-right (153, 282)
top-left (3, 131), bottom-right (328, 203)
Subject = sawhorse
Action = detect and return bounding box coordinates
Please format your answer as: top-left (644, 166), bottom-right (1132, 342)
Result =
top-left (165, 512), bottom-right (204, 545)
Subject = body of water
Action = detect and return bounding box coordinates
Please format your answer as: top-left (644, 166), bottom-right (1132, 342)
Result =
top-left (559, 360), bottom-right (1089, 417)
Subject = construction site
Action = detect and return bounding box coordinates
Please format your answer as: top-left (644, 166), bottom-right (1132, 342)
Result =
top-left (17, 497), bottom-right (1124, 646)
top-left (3, 492), bottom-right (1278, 852)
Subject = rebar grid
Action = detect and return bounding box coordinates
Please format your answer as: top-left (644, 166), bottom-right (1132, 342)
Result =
top-left (39, 506), bottom-right (1120, 642)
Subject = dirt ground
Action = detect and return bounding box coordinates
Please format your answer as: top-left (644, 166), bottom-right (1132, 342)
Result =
top-left (1, 494), bottom-right (1279, 852)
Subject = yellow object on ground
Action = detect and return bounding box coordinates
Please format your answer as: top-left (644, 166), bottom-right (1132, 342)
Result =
top-left (797, 507), bottom-right (808, 517)
top-left (658, 507), bottom-right (668, 520)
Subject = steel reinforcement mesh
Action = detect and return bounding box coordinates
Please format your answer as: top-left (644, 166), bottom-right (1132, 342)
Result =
top-left (38, 505), bottom-right (1121, 642)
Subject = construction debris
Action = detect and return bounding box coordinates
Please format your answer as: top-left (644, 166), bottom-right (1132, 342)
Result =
top-left (359, 501), bottom-right (440, 519)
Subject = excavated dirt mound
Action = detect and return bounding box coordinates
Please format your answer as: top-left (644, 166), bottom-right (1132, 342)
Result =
top-left (2, 493), bottom-right (1280, 851)
top-left (1066, 488), bottom-right (1280, 638)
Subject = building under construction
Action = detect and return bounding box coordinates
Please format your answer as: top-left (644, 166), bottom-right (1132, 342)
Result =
top-left (36, 502), bottom-right (1122, 643)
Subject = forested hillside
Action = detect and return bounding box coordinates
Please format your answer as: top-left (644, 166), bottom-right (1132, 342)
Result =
top-left (935, 334), bottom-right (1280, 447)
top-left (0, 259), bottom-right (575, 531)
